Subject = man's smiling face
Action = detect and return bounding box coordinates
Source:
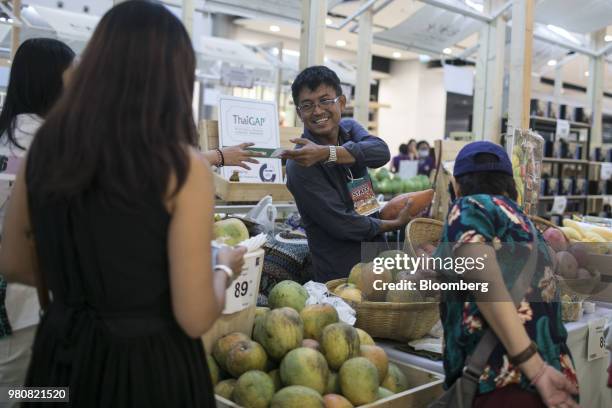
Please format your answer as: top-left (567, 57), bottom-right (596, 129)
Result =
top-left (296, 84), bottom-right (346, 139)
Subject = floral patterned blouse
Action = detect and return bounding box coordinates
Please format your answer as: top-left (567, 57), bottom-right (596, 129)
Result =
top-left (436, 194), bottom-right (577, 395)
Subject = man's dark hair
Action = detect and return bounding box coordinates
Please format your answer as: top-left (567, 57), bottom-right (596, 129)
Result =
top-left (399, 144), bottom-right (408, 155)
top-left (455, 153), bottom-right (518, 201)
top-left (291, 65), bottom-right (342, 105)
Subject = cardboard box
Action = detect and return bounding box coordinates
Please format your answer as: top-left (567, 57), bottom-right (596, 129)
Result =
top-left (215, 359), bottom-right (444, 407)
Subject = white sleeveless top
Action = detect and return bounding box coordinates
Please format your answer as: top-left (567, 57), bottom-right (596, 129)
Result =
top-left (0, 113), bottom-right (42, 331)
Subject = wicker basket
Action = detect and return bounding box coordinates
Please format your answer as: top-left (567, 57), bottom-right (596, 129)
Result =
top-left (326, 279), bottom-right (439, 342)
top-left (403, 218), bottom-right (444, 257)
top-left (528, 215), bottom-right (560, 235)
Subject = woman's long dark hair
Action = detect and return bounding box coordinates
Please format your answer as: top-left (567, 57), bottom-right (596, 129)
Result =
top-left (0, 38), bottom-right (75, 150)
top-left (27, 0), bottom-right (197, 203)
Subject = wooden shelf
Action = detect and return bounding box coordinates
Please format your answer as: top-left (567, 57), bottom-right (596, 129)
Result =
top-left (540, 195), bottom-right (587, 200)
top-left (542, 158), bottom-right (589, 165)
top-left (588, 195), bottom-right (612, 200)
top-left (530, 116), bottom-right (590, 129)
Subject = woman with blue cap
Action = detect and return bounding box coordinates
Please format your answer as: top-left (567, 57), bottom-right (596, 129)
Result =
top-left (435, 141), bottom-right (578, 408)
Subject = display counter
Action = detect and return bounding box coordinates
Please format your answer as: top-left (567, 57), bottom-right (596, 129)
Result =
top-left (377, 302), bottom-right (612, 407)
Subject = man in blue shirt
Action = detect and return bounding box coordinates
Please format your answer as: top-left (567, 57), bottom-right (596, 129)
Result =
top-left (282, 66), bottom-right (413, 282)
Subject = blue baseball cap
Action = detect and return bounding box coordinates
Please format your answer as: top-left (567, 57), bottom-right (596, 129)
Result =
top-left (453, 141), bottom-right (513, 177)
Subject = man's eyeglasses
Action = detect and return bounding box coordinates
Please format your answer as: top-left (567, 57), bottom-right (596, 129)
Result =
top-left (297, 96), bottom-right (342, 114)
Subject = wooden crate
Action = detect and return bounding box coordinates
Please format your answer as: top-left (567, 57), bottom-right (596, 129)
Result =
top-left (215, 359), bottom-right (444, 407)
top-left (213, 173), bottom-right (294, 202)
top-left (431, 140), bottom-right (467, 222)
top-left (202, 249), bottom-right (265, 352)
top-left (201, 120), bottom-right (298, 202)
top-left (198, 120), bottom-right (302, 151)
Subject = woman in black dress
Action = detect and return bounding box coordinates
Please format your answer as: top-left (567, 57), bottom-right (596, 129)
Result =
top-left (0, 1), bottom-right (245, 406)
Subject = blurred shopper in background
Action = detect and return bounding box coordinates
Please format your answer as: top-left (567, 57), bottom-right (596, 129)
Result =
top-left (417, 140), bottom-right (435, 176)
top-left (0, 1), bottom-right (244, 406)
top-left (390, 143), bottom-right (410, 173)
top-left (407, 138), bottom-right (418, 160)
top-left (0, 38), bottom-right (75, 396)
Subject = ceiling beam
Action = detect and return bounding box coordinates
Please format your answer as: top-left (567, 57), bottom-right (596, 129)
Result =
top-left (417, 0), bottom-right (491, 23)
top-left (327, 0), bottom-right (378, 30)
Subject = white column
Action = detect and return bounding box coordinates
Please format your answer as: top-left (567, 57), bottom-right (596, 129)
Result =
top-left (553, 64), bottom-right (563, 106)
top-left (472, 0), bottom-right (506, 142)
top-left (354, 0), bottom-right (373, 125)
top-left (10, 0), bottom-right (21, 59)
top-left (587, 29), bottom-right (606, 148)
top-left (507, 0), bottom-right (534, 131)
top-left (299, 0), bottom-right (327, 69)
top-left (182, 0), bottom-right (195, 38)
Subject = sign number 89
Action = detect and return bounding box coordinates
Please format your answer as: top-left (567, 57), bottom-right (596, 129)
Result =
top-left (234, 281), bottom-right (249, 298)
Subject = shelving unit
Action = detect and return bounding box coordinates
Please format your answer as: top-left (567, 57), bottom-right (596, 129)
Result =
top-left (526, 115), bottom-right (593, 219)
top-left (343, 101), bottom-right (390, 135)
top-left (542, 158), bottom-right (589, 165)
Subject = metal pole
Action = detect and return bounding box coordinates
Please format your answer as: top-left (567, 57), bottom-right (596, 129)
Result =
top-left (354, 0), bottom-right (373, 125)
top-left (327, 0), bottom-right (378, 30)
top-left (417, 0), bottom-right (491, 23)
top-left (553, 64), bottom-right (563, 106)
top-left (588, 29), bottom-right (606, 148)
top-left (533, 33), bottom-right (597, 58)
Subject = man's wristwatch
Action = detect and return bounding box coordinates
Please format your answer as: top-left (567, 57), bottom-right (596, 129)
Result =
top-left (325, 145), bottom-right (337, 164)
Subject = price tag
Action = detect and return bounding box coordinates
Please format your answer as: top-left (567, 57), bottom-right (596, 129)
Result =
top-left (587, 317), bottom-right (607, 361)
top-left (222, 250), bottom-right (264, 314)
top-left (600, 163), bottom-right (612, 181)
top-left (551, 196), bottom-right (567, 215)
top-left (556, 119), bottom-right (570, 139)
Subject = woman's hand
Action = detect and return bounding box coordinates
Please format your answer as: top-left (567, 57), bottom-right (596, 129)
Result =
top-left (221, 143), bottom-right (263, 169)
top-left (216, 246), bottom-right (247, 280)
top-left (532, 364), bottom-right (579, 407)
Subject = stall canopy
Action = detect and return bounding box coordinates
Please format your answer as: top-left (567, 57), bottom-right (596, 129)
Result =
top-left (374, 3), bottom-right (482, 54)
top-left (535, 0), bottom-right (612, 34)
top-left (0, 5), bottom-right (100, 54)
top-left (259, 48), bottom-right (365, 87)
top-left (195, 35), bottom-right (276, 88)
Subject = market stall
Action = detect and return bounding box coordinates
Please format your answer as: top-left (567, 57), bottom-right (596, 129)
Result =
top-left (206, 118), bottom-right (611, 407)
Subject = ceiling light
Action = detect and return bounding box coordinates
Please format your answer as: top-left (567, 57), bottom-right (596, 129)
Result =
top-left (584, 71), bottom-right (590, 77)
top-left (547, 59), bottom-right (557, 66)
top-left (7, 18), bottom-right (12, 24)
top-left (271, 48), bottom-right (279, 56)
top-left (269, 25), bottom-right (280, 32)
top-left (336, 39), bottom-right (347, 47)
top-left (443, 48), bottom-right (453, 55)
top-left (419, 54), bottom-right (431, 62)
top-left (465, 0), bottom-right (484, 13)
top-left (283, 49), bottom-right (300, 57)
top-left (546, 24), bottom-right (580, 45)
top-left (605, 35), bottom-right (612, 42)
top-left (392, 51), bottom-right (402, 59)
top-left (326, 18), bottom-right (333, 25)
